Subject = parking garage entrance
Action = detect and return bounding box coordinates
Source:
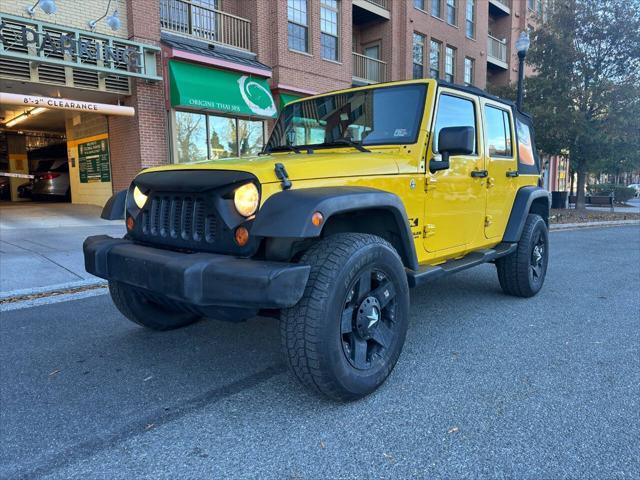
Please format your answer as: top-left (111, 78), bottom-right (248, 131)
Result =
top-left (1, 92), bottom-right (134, 207)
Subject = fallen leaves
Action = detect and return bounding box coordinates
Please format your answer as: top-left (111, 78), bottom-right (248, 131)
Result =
top-left (447, 426), bottom-right (459, 434)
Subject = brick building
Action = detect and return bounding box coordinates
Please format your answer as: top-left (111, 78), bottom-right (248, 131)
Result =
top-left (1, 0), bottom-right (545, 205)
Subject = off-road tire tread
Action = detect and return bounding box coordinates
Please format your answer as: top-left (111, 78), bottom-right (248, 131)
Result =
top-left (281, 233), bottom-right (401, 401)
top-left (496, 213), bottom-right (546, 298)
top-left (109, 281), bottom-right (199, 331)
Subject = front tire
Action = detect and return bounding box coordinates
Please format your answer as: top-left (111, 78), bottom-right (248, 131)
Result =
top-left (496, 213), bottom-right (549, 298)
top-left (109, 281), bottom-right (201, 331)
top-left (281, 233), bottom-right (410, 402)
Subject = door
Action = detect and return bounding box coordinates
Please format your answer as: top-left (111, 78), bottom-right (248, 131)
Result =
top-left (364, 45), bottom-right (381, 82)
top-left (423, 90), bottom-right (487, 253)
top-left (481, 100), bottom-right (519, 238)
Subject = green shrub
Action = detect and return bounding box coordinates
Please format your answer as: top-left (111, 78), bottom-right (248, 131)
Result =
top-left (587, 184), bottom-right (635, 203)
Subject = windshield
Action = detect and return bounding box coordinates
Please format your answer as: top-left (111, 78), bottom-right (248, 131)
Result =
top-left (266, 84), bottom-right (427, 152)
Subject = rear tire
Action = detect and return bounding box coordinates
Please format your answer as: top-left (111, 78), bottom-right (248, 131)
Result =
top-left (281, 233), bottom-right (410, 402)
top-left (496, 213), bottom-right (549, 298)
top-left (109, 281), bottom-right (201, 331)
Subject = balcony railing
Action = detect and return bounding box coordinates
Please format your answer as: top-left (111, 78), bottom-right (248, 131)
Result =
top-left (363, 0), bottom-right (390, 9)
top-left (160, 0), bottom-right (251, 51)
top-left (489, 0), bottom-right (511, 9)
top-left (352, 52), bottom-right (387, 83)
top-left (487, 35), bottom-right (508, 64)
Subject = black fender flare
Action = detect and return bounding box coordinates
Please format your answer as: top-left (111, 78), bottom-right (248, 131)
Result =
top-left (101, 189), bottom-right (127, 220)
top-left (251, 186), bottom-right (419, 270)
top-left (502, 186), bottom-right (551, 243)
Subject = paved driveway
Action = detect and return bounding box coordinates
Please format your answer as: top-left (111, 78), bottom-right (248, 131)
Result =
top-left (1, 226), bottom-right (639, 479)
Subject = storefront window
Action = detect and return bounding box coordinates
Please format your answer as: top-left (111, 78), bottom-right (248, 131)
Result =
top-left (174, 111), bottom-right (207, 163)
top-left (238, 119), bottom-right (265, 156)
top-left (174, 111), bottom-right (265, 162)
top-left (209, 115), bottom-right (237, 159)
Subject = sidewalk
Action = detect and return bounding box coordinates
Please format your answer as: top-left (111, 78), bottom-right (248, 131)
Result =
top-left (0, 202), bottom-right (123, 298)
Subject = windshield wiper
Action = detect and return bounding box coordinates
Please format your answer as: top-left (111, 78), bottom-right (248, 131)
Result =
top-left (261, 144), bottom-right (314, 155)
top-left (326, 138), bottom-right (371, 153)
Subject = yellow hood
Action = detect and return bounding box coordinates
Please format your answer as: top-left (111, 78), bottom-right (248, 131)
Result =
top-left (140, 151), bottom-right (400, 184)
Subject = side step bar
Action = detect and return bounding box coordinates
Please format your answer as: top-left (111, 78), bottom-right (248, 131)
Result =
top-left (407, 242), bottom-right (517, 288)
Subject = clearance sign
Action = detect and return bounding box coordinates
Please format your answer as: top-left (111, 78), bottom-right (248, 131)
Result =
top-left (0, 92), bottom-right (135, 117)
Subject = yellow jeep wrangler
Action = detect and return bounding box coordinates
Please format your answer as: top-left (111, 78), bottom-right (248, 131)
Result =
top-left (85, 80), bottom-right (550, 401)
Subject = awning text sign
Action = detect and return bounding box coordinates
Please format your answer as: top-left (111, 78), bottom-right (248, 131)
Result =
top-left (0, 92), bottom-right (135, 117)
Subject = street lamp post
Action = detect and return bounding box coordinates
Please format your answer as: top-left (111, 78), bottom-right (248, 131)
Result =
top-left (515, 31), bottom-right (530, 111)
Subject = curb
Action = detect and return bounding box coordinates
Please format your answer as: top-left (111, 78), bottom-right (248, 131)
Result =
top-left (550, 220), bottom-right (640, 231)
top-left (0, 278), bottom-right (107, 302)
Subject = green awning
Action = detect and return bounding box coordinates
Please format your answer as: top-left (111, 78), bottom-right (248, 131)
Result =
top-left (169, 60), bottom-right (276, 118)
top-left (279, 92), bottom-right (305, 108)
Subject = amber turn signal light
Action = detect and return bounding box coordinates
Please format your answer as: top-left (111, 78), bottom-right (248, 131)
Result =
top-left (235, 226), bottom-right (249, 246)
top-left (311, 211), bottom-right (324, 227)
top-left (126, 216), bottom-right (135, 231)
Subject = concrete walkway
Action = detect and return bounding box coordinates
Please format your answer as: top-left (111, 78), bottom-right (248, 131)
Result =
top-left (0, 202), bottom-right (123, 297)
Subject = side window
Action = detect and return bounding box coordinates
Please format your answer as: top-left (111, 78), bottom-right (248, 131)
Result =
top-left (516, 118), bottom-right (537, 170)
top-left (433, 94), bottom-right (477, 154)
top-left (484, 105), bottom-right (513, 157)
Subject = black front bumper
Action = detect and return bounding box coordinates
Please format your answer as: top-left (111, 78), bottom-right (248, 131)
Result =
top-left (83, 235), bottom-right (310, 309)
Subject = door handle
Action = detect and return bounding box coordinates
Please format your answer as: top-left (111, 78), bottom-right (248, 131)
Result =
top-left (506, 171), bottom-right (519, 178)
top-left (471, 170), bottom-right (488, 178)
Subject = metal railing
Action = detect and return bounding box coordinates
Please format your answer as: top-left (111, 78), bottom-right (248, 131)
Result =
top-left (363, 0), bottom-right (390, 9)
top-left (352, 52), bottom-right (387, 83)
top-left (160, 0), bottom-right (252, 51)
top-left (489, 0), bottom-right (511, 9)
top-left (487, 35), bottom-right (508, 63)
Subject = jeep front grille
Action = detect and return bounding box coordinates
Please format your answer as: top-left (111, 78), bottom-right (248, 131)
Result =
top-left (141, 195), bottom-right (217, 245)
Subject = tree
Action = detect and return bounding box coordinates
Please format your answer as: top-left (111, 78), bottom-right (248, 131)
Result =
top-left (504, 0), bottom-right (640, 208)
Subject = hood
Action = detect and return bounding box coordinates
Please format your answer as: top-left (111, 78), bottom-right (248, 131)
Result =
top-left (141, 151), bottom-right (400, 185)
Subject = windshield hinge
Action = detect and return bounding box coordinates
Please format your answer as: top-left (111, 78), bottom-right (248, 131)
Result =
top-left (274, 163), bottom-right (292, 190)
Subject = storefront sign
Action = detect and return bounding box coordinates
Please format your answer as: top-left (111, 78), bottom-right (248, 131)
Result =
top-left (169, 60), bottom-right (277, 118)
top-left (0, 92), bottom-right (135, 116)
top-left (0, 13), bottom-right (161, 81)
top-left (78, 139), bottom-right (111, 183)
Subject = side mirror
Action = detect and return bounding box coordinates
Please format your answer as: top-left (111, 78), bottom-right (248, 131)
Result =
top-left (429, 126), bottom-right (475, 173)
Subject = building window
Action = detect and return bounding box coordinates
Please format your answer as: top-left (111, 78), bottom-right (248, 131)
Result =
top-left (527, 0), bottom-right (534, 10)
top-left (464, 57), bottom-right (474, 86)
top-left (413, 33), bottom-right (425, 79)
top-left (174, 112), bottom-right (264, 163)
top-left (175, 111), bottom-right (208, 163)
top-left (431, 0), bottom-right (442, 18)
top-left (445, 46), bottom-right (455, 82)
top-left (446, 0), bottom-right (457, 26)
top-left (320, 0), bottom-right (339, 61)
top-left (484, 105), bottom-right (513, 157)
top-left (536, 0), bottom-right (543, 16)
top-left (430, 39), bottom-right (441, 79)
top-left (465, 0), bottom-right (475, 38)
top-left (414, 0), bottom-right (425, 10)
top-left (288, 0), bottom-right (309, 52)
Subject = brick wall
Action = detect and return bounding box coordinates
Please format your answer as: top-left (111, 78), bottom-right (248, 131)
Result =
top-left (0, 0), bottom-right (129, 38)
top-left (108, 0), bottom-right (167, 192)
top-left (242, 0), bottom-right (504, 93)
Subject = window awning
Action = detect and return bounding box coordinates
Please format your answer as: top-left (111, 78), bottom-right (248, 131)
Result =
top-left (169, 60), bottom-right (277, 119)
top-left (279, 92), bottom-right (305, 108)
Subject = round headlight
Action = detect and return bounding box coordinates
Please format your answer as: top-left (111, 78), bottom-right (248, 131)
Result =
top-left (133, 186), bottom-right (148, 209)
top-left (234, 183), bottom-right (259, 217)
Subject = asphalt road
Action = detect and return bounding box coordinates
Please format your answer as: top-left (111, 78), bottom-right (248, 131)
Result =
top-left (1, 226), bottom-right (639, 479)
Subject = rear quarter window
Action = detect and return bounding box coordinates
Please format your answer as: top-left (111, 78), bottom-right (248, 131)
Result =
top-left (516, 118), bottom-right (539, 174)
